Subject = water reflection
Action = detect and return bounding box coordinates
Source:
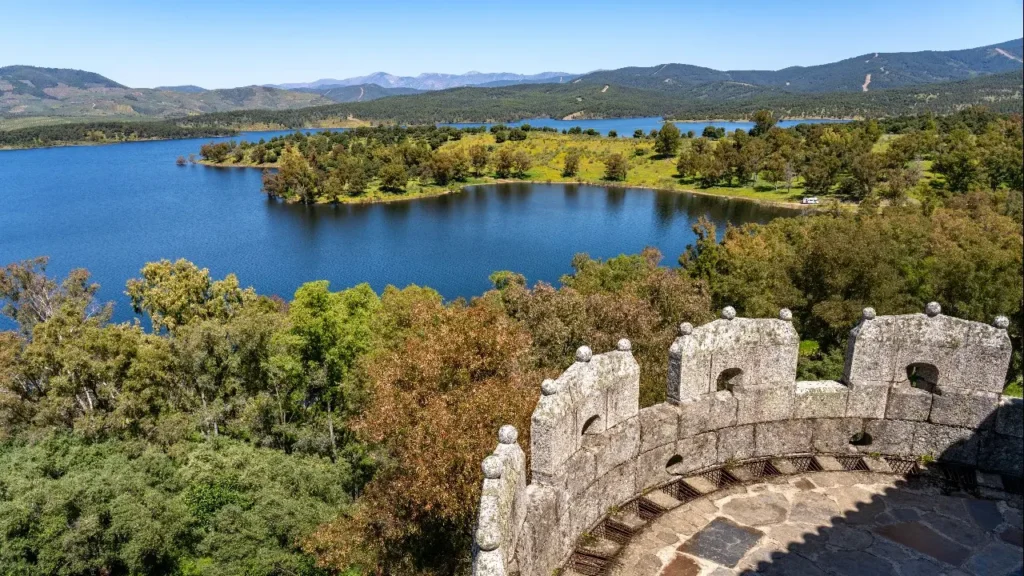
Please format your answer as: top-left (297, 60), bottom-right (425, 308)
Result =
top-left (1, 125), bottom-right (796, 325)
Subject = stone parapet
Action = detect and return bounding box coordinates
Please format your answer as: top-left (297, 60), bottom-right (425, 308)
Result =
top-left (472, 305), bottom-right (1022, 576)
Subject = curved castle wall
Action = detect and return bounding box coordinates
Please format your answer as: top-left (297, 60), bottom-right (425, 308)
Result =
top-left (471, 304), bottom-right (1022, 576)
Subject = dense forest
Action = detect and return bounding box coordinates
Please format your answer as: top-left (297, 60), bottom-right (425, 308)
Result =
top-left (0, 120), bottom-right (236, 148)
top-left (574, 38), bottom-right (1023, 93)
top-left (197, 108), bottom-right (1024, 211)
top-left (179, 71), bottom-right (1023, 128)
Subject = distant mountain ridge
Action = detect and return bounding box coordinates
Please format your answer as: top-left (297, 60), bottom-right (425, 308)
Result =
top-left (1, 67), bottom-right (332, 121)
top-left (155, 85), bottom-right (207, 93)
top-left (273, 71), bottom-right (575, 90)
top-left (576, 38), bottom-right (1023, 93)
top-left (290, 84), bottom-right (424, 103)
top-left (3, 38), bottom-right (1022, 128)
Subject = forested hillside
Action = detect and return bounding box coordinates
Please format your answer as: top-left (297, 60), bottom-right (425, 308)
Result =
top-left (0, 67), bottom-right (333, 122)
top-left (174, 71), bottom-right (1024, 129)
top-left (577, 38), bottom-right (1024, 93)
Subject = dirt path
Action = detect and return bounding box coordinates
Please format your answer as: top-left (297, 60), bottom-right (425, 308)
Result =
top-left (994, 48), bottom-right (1024, 63)
top-left (862, 73), bottom-right (872, 92)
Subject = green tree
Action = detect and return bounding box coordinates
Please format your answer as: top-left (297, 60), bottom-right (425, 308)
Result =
top-left (932, 129), bottom-right (981, 193)
top-left (654, 122), bottom-right (682, 156)
top-left (126, 259), bottom-right (259, 333)
top-left (562, 148), bottom-right (582, 177)
top-left (603, 152), bottom-right (628, 181)
top-left (468, 143), bottom-right (489, 176)
top-left (749, 109), bottom-right (778, 137)
top-left (493, 147), bottom-right (515, 178)
top-left (378, 162), bottom-right (408, 192)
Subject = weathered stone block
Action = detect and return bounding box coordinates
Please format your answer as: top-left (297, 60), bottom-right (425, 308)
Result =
top-left (735, 386), bottom-right (795, 425)
top-left (844, 312), bottom-right (1012, 394)
top-left (755, 420), bottom-right (813, 457)
top-left (639, 403), bottom-right (679, 452)
top-left (978, 432), bottom-right (1024, 475)
top-left (636, 442), bottom-right (676, 493)
top-left (718, 424), bottom-right (755, 462)
top-left (595, 418), bottom-right (639, 477)
top-left (677, 395), bottom-right (711, 438)
top-left (570, 461), bottom-right (637, 547)
top-left (845, 383), bottom-right (888, 419)
top-left (793, 381), bottom-right (848, 419)
top-left (912, 423), bottom-right (980, 465)
top-left (473, 548), bottom-right (505, 576)
top-left (563, 444), bottom-right (596, 497)
top-left (863, 419), bottom-right (916, 457)
top-left (929, 387), bottom-right (999, 429)
top-left (812, 418), bottom-right (864, 453)
top-left (996, 395), bottom-right (1023, 438)
top-left (674, 431), bottom-right (718, 474)
top-left (516, 485), bottom-right (562, 576)
top-left (601, 351), bottom-right (640, 429)
top-left (530, 393), bottom-right (576, 484)
top-left (709, 390), bottom-right (738, 430)
top-left (668, 317), bottom-right (799, 403)
top-left (885, 385), bottom-right (932, 422)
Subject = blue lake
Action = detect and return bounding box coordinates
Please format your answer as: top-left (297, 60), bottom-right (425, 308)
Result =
top-left (442, 117), bottom-right (848, 135)
top-left (0, 128), bottom-right (798, 326)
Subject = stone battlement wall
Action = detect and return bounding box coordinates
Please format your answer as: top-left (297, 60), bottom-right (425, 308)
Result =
top-left (471, 304), bottom-right (1023, 576)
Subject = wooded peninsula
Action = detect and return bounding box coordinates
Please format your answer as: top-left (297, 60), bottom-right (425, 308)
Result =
top-left (194, 108), bottom-right (1024, 208)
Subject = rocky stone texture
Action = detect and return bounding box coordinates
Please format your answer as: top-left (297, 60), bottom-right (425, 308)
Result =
top-left (472, 309), bottom-right (1021, 576)
top-left (609, 473), bottom-right (1024, 576)
top-left (844, 311), bottom-right (1012, 393)
top-left (668, 317), bottom-right (799, 403)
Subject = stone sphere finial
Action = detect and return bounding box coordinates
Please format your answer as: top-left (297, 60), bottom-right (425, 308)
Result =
top-left (925, 302), bottom-right (942, 317)
top-left (993, 316), bottom-right (1010, 330)
top-left (778, 308), bottom-right (793, 321)
top-left (498, 425), bottom-right (518, 445)
top-left (541, 378), bottom-right (560, 396)
top-left (722, 306), bottom-right (737, 320)
top-left (575, 345), bottom-right (593, 363)
top-left (679, 322), bottom-right (693, 335)
top-left (482, 455), bottom-right (503, 479)
top-left (862, 307), bottom-right (876, 320)
top-left (616, 338), bottom-right (632, 352)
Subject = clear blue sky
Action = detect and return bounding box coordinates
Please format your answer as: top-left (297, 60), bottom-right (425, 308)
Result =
top-left (3, 0), bottom-right (1022, 88)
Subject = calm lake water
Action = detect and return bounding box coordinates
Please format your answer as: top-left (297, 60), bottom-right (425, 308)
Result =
top-left (443, 117), bottom-right (849, 135)
top-left (0, 127), bottom-right (799, 325)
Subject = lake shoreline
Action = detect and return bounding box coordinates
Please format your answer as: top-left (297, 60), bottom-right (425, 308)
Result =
top-left (198, 159), bottom-right (813, 209)
top-left (0, 116), bottom-right (854, 151)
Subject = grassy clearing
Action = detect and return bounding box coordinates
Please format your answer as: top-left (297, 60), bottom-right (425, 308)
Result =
top-left (445, 132), bottom-right (807, 204)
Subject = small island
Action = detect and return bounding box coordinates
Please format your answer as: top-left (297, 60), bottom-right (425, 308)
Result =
top-left (193, 109), bottom-right (1004, 207)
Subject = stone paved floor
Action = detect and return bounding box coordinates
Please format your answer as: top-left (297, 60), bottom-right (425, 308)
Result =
top-left (609, 472), bottom-right (1024, 576)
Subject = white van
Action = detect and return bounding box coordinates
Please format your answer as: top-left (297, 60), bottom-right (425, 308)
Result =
top-left (801, 196), bottom-right (820, 205)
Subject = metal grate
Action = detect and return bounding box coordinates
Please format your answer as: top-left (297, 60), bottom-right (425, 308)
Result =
top-left (1001, 475), bottom-right (1023, 495)
top-left (837, 456), bottom-right (870, 471)
top-left (787, 456), bottom-right (822, 473)
top-left (940, 464), bottom-right (978, 492)
top-left (602, 501), bottom-right (641, 545)
top-left (570, 551), bottom-right (610, 576)
top-left (760, 460), bottom-right (782, 478)
top-left (884, 457), bottom-right (919, 476)
top-left (700, 467), bottom-right (741, 489)
top-left (673, 480), bottom-right (704, 503)
top-left (637, 495), bottom-right (665, 520)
